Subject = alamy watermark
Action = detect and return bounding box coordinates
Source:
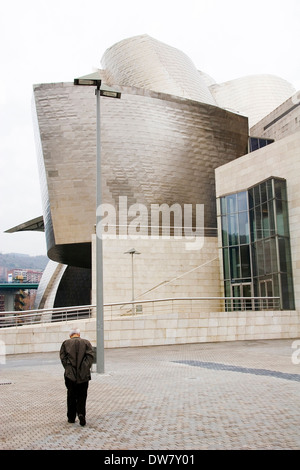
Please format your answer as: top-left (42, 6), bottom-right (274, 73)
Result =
top-left (0, 340), bottom-right (6, 364)
top-left (96, 196), bottom-right (205, 250)
top-left (291, 340), bottom-right (300, 365)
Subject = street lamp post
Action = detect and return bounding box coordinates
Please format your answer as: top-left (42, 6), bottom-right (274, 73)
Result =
top-left (124, 248), bottom-right (141, 314)
top-left (74, 72), bottom-right (121, 374)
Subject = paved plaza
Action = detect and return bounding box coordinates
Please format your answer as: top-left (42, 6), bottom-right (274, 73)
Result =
top-left (1, 338), bottom-right (300, 451)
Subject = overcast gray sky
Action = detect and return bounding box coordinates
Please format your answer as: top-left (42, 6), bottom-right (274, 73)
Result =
top-left (1, 0), bottom-right (299, 256)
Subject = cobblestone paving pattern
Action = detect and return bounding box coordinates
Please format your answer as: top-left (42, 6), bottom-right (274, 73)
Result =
top-left (1, 339), bottom-right (300, 450)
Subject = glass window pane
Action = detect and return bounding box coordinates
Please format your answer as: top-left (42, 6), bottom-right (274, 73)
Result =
top-left (260, 139), bottom-right (267, 148)
top-left (229, 246), bottom-right (241, 279)
top-left (272, 274), bottom-right (280, 298)
top-left (278, 237), bottom-right (292, 273)
top-left (274, 179), bottom-right (287, 200)
top-left (227, 194), bottom-right (237, 214)
top-left (221, 215), bottom-right (228, 246)
top-left (260, 281), bottom-right (266, 297)
top-left (249, 208), bottom-right (255, 242)
top-left (240, 245), bottom-right (251, 277)
top-left (254, 185), bottom-right (260, 206)
top-left (248, 188), bottom-right (254, 210)
top-left (270, 237), bottom-right (278, 273)
top-left (266, 179), bottom-right (273, 200)
top-left (241, 284), bottom-right (253, 310)
top-left (224, 280), bottom-right (231, 296)
top-left (251, 243), bottom-right (257, 277)
top-left (237, 191), bottom-right (248, 212)
top-left (250, 138), bottom-right (259, 151)
top-left (232, 284), bottom-right (241, 311)
top-left (238, 211), bottom-right (249, 244)
top-left (256, 241), bottom-right (265, 276)
top-left (262, 202), bottom-right (270, 238)
top-left (223, 248), bottom-right (230, 280)
top-left (220, 197), bottom-right (227, 215)
top-left (266, 280), bottom-right (273, 297)
top-left (276, 199), bottom-right (289, 237)
top-left (253, 279), bottom-right (259, 297)
top-left (224, 281), bottom-right (232, 311)
top-left (264, 239), bottom-right (272, 274)
top-left (228, 213), bottom-right (238, 245)
top-left (268, 200), bottom-right (275, 236)
top-left (255, 205), bottom-right (262, 240)
top-left (232, 285), bottom-right (241, 296)
top-left (260, 182), bottom-right (267, 204)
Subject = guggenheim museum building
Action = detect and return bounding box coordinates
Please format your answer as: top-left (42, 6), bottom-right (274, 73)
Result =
top-left (8, 34), bottom-right (300, 349)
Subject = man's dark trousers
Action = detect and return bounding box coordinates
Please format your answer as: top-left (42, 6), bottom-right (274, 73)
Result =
top-left (65, 376), bottom-right (89, 421)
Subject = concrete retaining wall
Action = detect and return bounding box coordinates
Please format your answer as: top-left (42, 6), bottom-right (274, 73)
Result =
top-left (1, 308), bottom-right (300, 355)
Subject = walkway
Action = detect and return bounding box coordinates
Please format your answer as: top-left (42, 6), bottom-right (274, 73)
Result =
top-left (1, 338), bottom-right (300, 451)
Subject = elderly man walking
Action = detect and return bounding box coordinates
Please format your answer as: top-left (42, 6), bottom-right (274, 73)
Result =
top-left (60, 328), bottom-right (94, 426)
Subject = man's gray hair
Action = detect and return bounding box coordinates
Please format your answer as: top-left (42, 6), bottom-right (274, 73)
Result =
top-left (69, 328), bottom-right (81, 337)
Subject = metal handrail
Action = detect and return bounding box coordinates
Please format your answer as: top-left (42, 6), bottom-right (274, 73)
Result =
top-left (0, 305), bottom-right (94, 328)
top-left (0, 296), bottom-right (281, 328)
top-left (104, 296), bottom-right (281, 306)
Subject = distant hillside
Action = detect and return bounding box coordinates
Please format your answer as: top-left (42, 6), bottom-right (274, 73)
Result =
top-left (0, 252), bottom-right (48, 271)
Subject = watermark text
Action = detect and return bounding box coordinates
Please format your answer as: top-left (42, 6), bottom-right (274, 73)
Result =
top-left (96, 197), bottom-right (205, 250)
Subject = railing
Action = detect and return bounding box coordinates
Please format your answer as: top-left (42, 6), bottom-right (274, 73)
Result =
top-left (0, 296), bottom-right (281, 328)
top-left (105, 296), bottom-right (281, 320)
top-left (0, 305), bottom-right (93, 328)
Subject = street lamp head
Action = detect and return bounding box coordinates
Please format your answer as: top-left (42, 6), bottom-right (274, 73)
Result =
top-left (100, 85), bottom-right (121, 99)
top-left (124, 248), bottom-right (141, 255)
top-left (74, 77), bottom-right (102, 88)
top-left (74, 72), bottom-right (103, 88)
top-left (74, 73), bottom-right (121, 98)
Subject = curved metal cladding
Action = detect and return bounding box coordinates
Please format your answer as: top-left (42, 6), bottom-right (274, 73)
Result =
top-left (101, 34), bottom-right (216, 106)
top-left (210, 74), bottom-right (295, 128)
top-left (33, 82), bottom-right (248, 269)
top-left (32, 96), bottom-right (55, 254)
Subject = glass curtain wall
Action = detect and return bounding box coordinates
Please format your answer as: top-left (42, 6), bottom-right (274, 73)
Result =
top-left (219, 178), bottom-right (294, 310)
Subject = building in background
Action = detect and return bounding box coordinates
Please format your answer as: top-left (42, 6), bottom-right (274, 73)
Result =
top-left (0, 268), bottom-right (42, 313)
top-left (7, 269), bottom-right (43, 284)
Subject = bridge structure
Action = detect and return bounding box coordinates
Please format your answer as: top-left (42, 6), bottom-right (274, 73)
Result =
top-left (0, 283), bottom-right (39, 312)
top-left (0, 283), bottom-right (39, 291)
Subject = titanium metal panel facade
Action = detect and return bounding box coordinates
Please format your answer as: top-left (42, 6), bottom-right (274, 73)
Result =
top-left (210, 74), bottom-right (295, 128)
top-left (33, 83), bottom-right (248, 268)
top-left (101, 34), bottom-right (216, 106)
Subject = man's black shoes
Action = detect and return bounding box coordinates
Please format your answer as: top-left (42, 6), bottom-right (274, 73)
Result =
top-left (67, 415), bottom-right (86, 425)
top-left (79, 414), bottom-right (86, 426)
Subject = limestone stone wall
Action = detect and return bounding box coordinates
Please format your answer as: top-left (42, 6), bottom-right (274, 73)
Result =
top-left (2, 307), bottom-right (299, 355)
top-left (93, 236), bottom-right (222, 306)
